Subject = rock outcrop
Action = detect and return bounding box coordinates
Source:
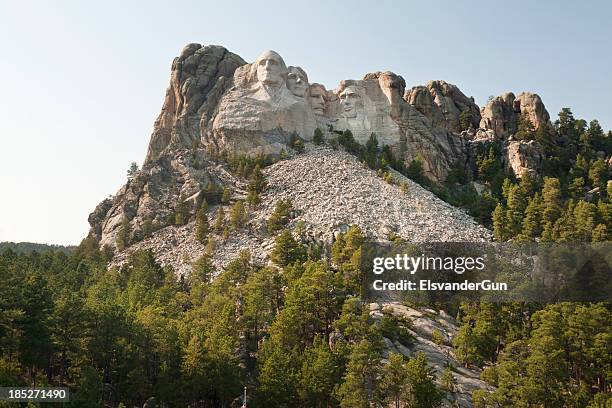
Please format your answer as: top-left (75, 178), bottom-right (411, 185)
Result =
top-left (479, 91), bottom-right (550, 138)
top-left (370, 302), bottom-right (493, 407)
top-left (89, 42), bottom-right (556, 248)
top-left (405, 80), bottom-right (481, 132)
top-left (145, 44), bottom-right (246, 163)
top-left (504, 139), bottom-right (544, 178)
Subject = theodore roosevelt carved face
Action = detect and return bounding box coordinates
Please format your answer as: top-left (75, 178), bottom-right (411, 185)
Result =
top-left (286, 66), bottom-right (309, 98)
top-left (255, 50), bottom-right (287, 87)
top-left (339, 86), bottom-right (361, 118)
top-left (309, 83), bottom-right (327, 115)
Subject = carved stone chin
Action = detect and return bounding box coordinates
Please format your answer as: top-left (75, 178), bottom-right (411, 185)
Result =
top-left (287, 66), bottom-right (309, 98)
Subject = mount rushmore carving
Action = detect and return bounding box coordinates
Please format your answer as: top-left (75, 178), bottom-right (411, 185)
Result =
top-left (89, 43), bottom-right (552, 247)
top-left (145, 44), bottom-right (551, 182)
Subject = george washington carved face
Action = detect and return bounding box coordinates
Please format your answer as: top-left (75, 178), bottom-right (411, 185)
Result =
top-left (255, 50), bottom-right (287, 87)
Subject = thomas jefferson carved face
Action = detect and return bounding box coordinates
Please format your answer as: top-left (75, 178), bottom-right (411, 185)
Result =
top-left (286, 66), bottom-right (309, 97)
top-left (255, 50), bottom-right (287, 86)
top-left (309, 84), bottom-right (327, 115)
top-left (339, 86), bottom-right (361, 118)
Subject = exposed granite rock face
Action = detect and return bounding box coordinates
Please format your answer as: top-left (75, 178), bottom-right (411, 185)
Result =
top-left (145, 44), bottom-right (246, 163)
top-left (479, 91), bottom-right (550, 138)
top-left (515, 92), bottom-right (550, 130)
top-left (405, 80), bottom-right (481, 132)
top-left (356, 72), bottom-right (469, 181)
top-left (504, 139), bottom-right (544, 177)
top-left (370, 302), bottom-right (493, 408)
top-left (477, 91), bottom-right (550, 178)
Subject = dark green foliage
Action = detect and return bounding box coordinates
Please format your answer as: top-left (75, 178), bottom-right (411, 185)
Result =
top-left (290, 133), bottom-right (305, 153)
top-left (127, 161), bottom-right (139, 181)
top-left (229, 201), bottom-right (248, 230)
top-left (338, 129), bottom-right (362, 156)
top-left (459, 108), bottom-right (473, 131)
top-left (116, 217), bottom-right (131, 250)
top-left (515, 112), bottom-right (536, 141)
top-left (270, 229), bottom-right (307, 267)
top-left (406, 156), bottom-right (426, 184)
top-left (313, 127), bottom-right (324, 145)
top-left (201, 182), bottom-right (224, 205)
top-left (477, 303), bottom-right (612, 407)
top-left (174, 196), bottom-right (189, 225)
top-left (267, 198), bottom-right (293, 233)
top-left (2, 106), bottom-right (610, 408)
top-left (248, 164), bottom-right (267, 195)
top-left (213, 207), bottom-right (225, 233)
top-left (194, 206), bottom-right (209, 243)
top-left (0, 242), bottom-right (75, 254)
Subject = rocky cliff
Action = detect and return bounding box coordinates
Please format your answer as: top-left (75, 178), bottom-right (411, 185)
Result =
top-left (88, 42), bottom-right (550, 252)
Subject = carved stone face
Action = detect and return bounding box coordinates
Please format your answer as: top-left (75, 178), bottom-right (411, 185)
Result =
top-left (255, 50), bottom-right (286, 86)
top-left (286, 66), bottom-right (309, 97)
top-left (339, 86), bottom-right (361, 118)
top-left (309, 84), bottom-right (327, 115)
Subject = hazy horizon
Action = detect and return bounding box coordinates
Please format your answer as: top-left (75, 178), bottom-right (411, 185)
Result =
top-left (1, 0), bottom-right (611, 245)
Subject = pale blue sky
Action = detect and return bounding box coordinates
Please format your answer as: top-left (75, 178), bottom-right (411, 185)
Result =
top-left (1, 0), bottom-right (611, 245)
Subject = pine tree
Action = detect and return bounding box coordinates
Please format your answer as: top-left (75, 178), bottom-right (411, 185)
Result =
top-left (175, 197), bottom-right (189, 225)
top-left (116, 217), bottom-right (132, 250)
top-left (506, 184), bottom-right (527, 236)
top-left (380, 353), bottom-right (410, 408)
top-left (298, 337), bottom-right (339, 407)
top-left (403, 352), bottom-right (442, 408)
top-left (515, 113), bottom-right (536, 141)
top-left (194, 207), bottom-right (209, 244)
top-left (519, 193), bottom-right (542, 240)
top-left (588, 158), bottom-right (608, 192)
top-left (221, 187), bottom-right (231, 204)
top-left (406, 156), bottom-right (425, 184)
top-left (270, 230), bottom-right (306, 267)
top-left (190, 254), bottom-right (214, 285)
top-left (337, 339), bottom-right (382, 408)
top-left (257, 347), bottom-right (300, 406)
top-left (313, 128), bottom-right (324, 145)
top-left (127, 162), bottom-right (139, 181)
top-left (248, 165), bottom-right (267, 194)
top-left (364, 133), bottom-right (379, 169)
top-left (592, 224), bottom-right (608, 242)
top-left (568, 177), bottom-right (585, 199)
top-left (459, 109), bottom-right (473, 131)
top-left (267, 199), bottom-right (293, 233)
top-left (573, 201), bottom-right (597, 241)
top-left (542, 177), bottom-right (562, 225)
top-left (492, 203), bottom-right (510, 242)
top-left (247, 189), bottom-right (261, 207)
top-left (213, 207), bottom-right (225, 233)
top-left (229, 201), bottom-right (247, 230)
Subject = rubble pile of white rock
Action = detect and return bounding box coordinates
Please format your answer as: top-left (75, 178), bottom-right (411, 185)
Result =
top-left (256, 145), bottom-right (492, 244)
top-left (113, 144), bottom-right (491, 274)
